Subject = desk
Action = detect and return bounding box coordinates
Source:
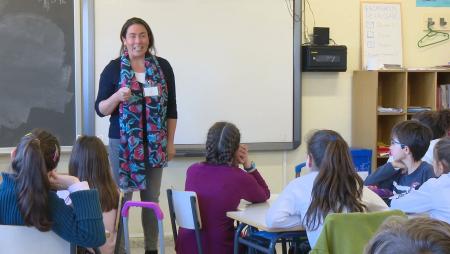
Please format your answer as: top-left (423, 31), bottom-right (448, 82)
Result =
top-left (227, 197), bottom-right (305, 254)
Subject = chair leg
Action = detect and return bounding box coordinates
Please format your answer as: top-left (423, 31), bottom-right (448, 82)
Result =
top-left (281, 238), bottom-right (287, 254)
top-left (234, 223), bottom-right (246, 254)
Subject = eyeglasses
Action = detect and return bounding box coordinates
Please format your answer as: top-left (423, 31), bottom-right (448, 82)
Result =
top-left (390, 139), bottom-right (406, 148)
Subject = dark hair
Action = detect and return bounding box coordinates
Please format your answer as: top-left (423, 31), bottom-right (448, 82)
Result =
top-left (412, 111), bottom-right (446, 140)
top-left (303, 130), bottom-right (366, 230)
top-left (365, 216), bottom-right (450, 254)
top-left (438, 109), bottom-right (450, 134)
top-left (392, 120), bottom-right (433, 161)
top-left (205, 122), bottom-right (240, 165)
top-left (119, 17), bottom-right (155, 55)
top-left (69, 136), bottom-right (119, 212)
top-left (434, 137), bottom-right (450, 175)
top-left (31, 129), bottom-right (60, 171)
top-left (11, 133), bottom-right (52, 231)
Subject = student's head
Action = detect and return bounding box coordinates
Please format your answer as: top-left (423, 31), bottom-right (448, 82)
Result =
top-left (205, 122), bottom-right (240, 165)
top-left (433, 137), bottom-right (450, 177)
top-left (365, 216), bottom-right (450, 254)
top-left (69, 136), bottom-right (119, 212)
top-left (412, 111), bottom-right (446, 140)
top-left (120, 17), bottom-right (155, 56)
top-left (30, 129), bottom-right (61, 171)
top-left (10, 133), bottom-right (52, 231)
top-left (438, 109), bottom-right (450, 136)
top-left (304, 130), bottom-right (366, 230)
top-left (390, 120), bottom-right (432, 162)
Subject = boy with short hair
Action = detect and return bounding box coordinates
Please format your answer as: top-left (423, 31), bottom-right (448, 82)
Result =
top-left (364, 120), bottom-right (436, 197)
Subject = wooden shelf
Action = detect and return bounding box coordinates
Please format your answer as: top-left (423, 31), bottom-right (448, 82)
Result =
top-left (352, 70), bottom-right (450, 171)
top-left (377, 112), bottom-right (405, 116)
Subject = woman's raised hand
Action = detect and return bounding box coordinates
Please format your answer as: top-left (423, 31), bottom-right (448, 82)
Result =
top-left (115, 87), bottom-right (131, 102)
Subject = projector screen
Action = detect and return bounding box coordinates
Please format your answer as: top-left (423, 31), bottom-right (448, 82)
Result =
top-left (92, 0), bottom-right (301, 154)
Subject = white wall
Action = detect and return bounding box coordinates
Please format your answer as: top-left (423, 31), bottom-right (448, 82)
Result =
top-left (1, 0), bottom-right (449, 238)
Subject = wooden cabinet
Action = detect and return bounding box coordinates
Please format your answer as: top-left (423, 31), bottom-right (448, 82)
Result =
top-left (352, 70), bottom-right (450, 170)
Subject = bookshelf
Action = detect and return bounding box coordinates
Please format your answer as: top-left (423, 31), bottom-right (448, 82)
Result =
top-left (352, 70), bottom-right (450, 170)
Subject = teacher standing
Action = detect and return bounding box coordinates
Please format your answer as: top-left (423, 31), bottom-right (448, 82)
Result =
top-left (95, 17), bottom-right (177, 254)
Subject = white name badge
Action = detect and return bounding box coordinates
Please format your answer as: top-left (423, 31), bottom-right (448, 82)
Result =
top-left (144, 87), bottom-right (159, 97)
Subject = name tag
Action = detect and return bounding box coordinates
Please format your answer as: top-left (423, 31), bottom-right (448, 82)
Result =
top-left (144, 87), bottom-right (159, 97)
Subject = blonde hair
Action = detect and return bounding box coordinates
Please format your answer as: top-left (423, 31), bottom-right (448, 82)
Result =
top-left (365, 216), bottom-right (450, 254)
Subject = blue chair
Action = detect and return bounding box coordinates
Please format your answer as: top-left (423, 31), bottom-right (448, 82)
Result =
top-left (295, 162), bottom-right (306, 177)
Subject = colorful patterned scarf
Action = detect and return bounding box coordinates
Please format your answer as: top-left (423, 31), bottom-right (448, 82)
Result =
top-left (118, 50), bottom-right (168, 192)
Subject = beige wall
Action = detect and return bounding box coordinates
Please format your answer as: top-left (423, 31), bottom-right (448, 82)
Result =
top-left (1, 0), bottom-right (449, 238)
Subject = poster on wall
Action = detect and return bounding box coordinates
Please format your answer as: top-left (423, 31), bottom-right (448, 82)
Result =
top-left (417, 0), bottom-right (450, 7)
top-left (361, 2), bottom-right (403, 70)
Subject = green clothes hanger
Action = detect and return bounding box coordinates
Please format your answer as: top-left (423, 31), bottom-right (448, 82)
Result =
top-left (417, 24), bottom-right (449, 48)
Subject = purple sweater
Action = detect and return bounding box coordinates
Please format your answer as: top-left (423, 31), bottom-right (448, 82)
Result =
top-left (175, 162), bottom-right (270, 254)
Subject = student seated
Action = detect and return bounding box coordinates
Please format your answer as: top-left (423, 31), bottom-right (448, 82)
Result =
top-left (390, 137), bottom-right (450, 224)
top-left (175, 122), bottom-right (270, 254)
top-left (265, 130), bottom-right (387, 248)
top-left (64, 136), bottom-right (120, 254)
top-left (387, 111), bottom-right (447, 165)
top-left (364, 216), bottom-right (450, 254)
top-left (439, 108), bottom-right (450, 137)
top-left (0, 130), bottom-right (105, 248)
top-left (364, 120), bottom-right (435, 199)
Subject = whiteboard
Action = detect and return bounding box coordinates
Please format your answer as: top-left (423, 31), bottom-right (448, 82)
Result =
top-left (361, 2), bottom-right (403, 70)
top-left (92, 0), bottom-right (301, 153)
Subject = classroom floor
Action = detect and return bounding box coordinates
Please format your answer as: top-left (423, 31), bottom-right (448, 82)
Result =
top-left (129, 237), bottom-right (284, 253)
top-left (130, 237), bottom-right (176, 254)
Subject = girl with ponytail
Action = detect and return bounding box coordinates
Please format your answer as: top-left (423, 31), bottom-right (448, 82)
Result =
top-left (266, 130), bottom-right (387, 248)
top-left (176, 122), bottom-right (270, 254)
top-left (0, 131), bottom-right (106, 248)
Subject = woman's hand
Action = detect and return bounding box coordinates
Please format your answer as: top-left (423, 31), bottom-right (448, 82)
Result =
top-left (234, 144), bottom-right (251, 168)
top-left (167, 142), bottom-right (176, 161)
top-left (48, 171), bottom-right (80, 190)
top-left (115, 87), bottom-right (131, 102)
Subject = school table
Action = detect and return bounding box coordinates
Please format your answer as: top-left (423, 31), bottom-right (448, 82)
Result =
top-left (227, 196), bottom-right (305, 254)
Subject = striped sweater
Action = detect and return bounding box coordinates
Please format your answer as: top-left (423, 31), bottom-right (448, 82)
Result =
top-left (0, 173), bottom-right (106, 247)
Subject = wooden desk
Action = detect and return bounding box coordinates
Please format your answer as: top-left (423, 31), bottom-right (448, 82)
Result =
top-left (227, 201), bottom-right (302, 232)
top-left (227, 196), bottom-right (305, 254)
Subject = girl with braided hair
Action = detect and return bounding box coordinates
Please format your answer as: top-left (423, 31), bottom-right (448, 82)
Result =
top-left (175, 122), bottom-right (270, 254)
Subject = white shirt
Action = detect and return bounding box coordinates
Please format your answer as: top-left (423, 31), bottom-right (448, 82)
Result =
top-left (56, 181), bottom-right (90, 205)
top-left (390, 173), bottom-right (450, 224)
top-left (265, 171), bottom-right (388, 248)
top-left (135, 72), bottom-right (146, 84)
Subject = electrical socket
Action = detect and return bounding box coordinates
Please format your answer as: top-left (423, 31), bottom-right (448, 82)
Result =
top-left (423, 13), bottom-right (450, 31)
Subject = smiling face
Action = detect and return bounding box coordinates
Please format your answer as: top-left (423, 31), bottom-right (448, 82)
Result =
top-left (122, 24), bottom-right (149, 59)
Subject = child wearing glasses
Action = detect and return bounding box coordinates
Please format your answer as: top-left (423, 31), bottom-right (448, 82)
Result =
top-left (386, 111), bottom-right (447, 165)
top-left (364, 120), bottom-right (436, 200)
top-left (390, 137), bottom-right (450, 224)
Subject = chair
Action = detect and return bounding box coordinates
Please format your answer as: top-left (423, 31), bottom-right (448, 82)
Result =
top-left (310, 210), bottom-right (406, 254)
top-left (0, 224), bottom-right (73, 254)
top-left (167, 189), bottom-right (203, 254)
top-left (295, 162), bottom-right (306, 177)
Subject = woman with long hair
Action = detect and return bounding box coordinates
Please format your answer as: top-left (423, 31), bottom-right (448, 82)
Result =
top-left (266, 130), bottom-right (387, 248)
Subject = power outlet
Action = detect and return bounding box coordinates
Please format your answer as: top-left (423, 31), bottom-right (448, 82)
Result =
top-left (423, 13), bottom-right (450, 31)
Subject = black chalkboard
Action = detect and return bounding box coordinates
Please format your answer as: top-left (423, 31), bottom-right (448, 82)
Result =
top-left (0, 0), bottom-right (76, 147)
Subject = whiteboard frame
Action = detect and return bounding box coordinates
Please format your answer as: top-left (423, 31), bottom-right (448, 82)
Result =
top-left (0, 0), bottom-right (82, 154)
top-left (360, 1), bottom-right (404, 70)
top-left (84, 0), bottom-right (302, 155)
